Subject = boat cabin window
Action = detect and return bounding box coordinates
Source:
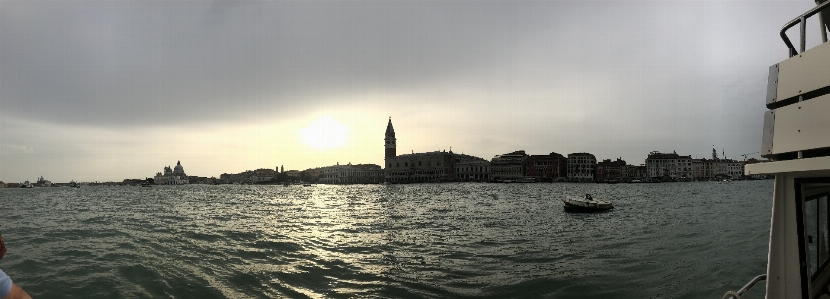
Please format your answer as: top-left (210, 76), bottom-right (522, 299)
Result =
top-left (797, 180), bottom-right (830, 296)
top-left (804, 193), bottom-right (830, 279)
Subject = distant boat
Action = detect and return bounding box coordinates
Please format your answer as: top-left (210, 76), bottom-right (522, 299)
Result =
top-left (69, 180), bottom-right (80, 188)
top-left (140, 182), bottom-right (152, 187)
top-left (20, 181), bottom-right (33, 188)
top-left (303, 183), bottom-right (312, 187)
top-left (563, 194), bottom-right (613, 212)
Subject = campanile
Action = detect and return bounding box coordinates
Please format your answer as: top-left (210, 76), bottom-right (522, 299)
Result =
top-left (385, 117), bottom-right (396, 159)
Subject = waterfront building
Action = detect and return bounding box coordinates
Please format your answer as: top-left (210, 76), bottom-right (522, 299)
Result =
top-left (491, 150), bottom-right (528, 182)
top-left (596, 158), bottom-right (626, 183)
top-left (567, 153), bottom-right (597, 182)
top-left (318, 163), bottom-right (384, 184)
top-left (645, 151), bottom-right (692, 181)
top-left (154, 161), bottom-right (189, 185)
top-left (622, 164), bottom-right (648, 181)
top-left (524, 152), bottom-right (567, 182)
top-left (285, 170), bottom-right (301, 178)
top-left (383, 118), bottom-right (485, 183)
top-left (455, 160), bottom-right (491, 182)
top-left (219, 168), bottom-right (277, 184)
top-left (302, 167), bottom-right (326, 182)
top-left (185, 176), bottom-right (218, 184)
top-left (691, 149), bottom-right (745, 180)
top-left (386, 150), bottom-right (459, 183)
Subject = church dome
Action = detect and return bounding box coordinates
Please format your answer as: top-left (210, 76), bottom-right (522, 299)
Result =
top-left (174, 160), bottom-right (184, 174)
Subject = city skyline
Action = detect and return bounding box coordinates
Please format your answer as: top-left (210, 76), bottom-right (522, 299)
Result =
top-left (1, 1), bottom-right (818, 183)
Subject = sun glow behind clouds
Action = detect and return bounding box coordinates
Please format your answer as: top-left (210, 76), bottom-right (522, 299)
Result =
top-left (300, 116), bottom-right (349, 149)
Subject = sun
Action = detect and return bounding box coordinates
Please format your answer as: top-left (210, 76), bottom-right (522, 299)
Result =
top-left (299, 116), bottom-right (349, 149)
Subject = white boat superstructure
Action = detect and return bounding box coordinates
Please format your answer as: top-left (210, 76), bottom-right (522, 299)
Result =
top-left (725, 2), bottom-right (830, 298)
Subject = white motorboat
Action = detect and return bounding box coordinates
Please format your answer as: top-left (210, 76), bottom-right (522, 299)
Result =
top-left (563, 194), bottom-right (613, 212)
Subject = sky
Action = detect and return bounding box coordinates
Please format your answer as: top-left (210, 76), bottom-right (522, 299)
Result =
top-left (0, 0), bottom-right (823, 183)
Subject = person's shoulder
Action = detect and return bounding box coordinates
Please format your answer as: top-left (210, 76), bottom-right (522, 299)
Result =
top-left (0, 269), bottom-right (11, 298)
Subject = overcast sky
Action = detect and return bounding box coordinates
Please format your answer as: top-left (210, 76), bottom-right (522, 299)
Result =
top-left (0, 0), bottom-right (821, 183)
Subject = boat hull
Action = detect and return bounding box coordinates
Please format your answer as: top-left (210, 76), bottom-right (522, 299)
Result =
top-left (563, 199), bottom-right (613, 212)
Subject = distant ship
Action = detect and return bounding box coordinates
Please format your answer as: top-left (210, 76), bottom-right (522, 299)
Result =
top-left (20, 180), bottom-right (33, 188)
top-left (69, 180), bottom-right (80, 188)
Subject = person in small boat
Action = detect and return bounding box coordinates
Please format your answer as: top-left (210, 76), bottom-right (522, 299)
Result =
top-left (585, 194), bottom-right (593, 200)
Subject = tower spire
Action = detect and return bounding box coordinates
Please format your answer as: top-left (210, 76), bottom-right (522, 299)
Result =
top-left (385, 117), bottom-right (397, 159)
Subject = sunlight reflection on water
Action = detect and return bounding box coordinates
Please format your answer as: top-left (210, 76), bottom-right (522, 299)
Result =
top-left (1, 181), bottom-right (771, 298)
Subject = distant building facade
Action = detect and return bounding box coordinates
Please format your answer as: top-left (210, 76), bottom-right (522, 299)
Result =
top-left (220, 167), bottom-right (279, 184)
top-left (567, 153), bottom-right (597, 182)
top-left (491, 150), bottom-right (529, 182)
top-left (385, 151), bottom-right (458, 183)
top-left (383, 118), bottom-right (485, 183)
top-left (622, 165), bottom-right (648, 181)
top-left (596, 158), bottom-right (626, 183)
top-left (319, 163), bottom-right (384, 184)
top-left (646, 151), bottom-right (692, 181)
top-left (524, 152), bottom-right (568, 182)
top-left (154, 161), bottom-right (189, 185)
top-left (455, 160), bottom-right (491, 182)
top-left (691, 149), bottom-right (744, 180)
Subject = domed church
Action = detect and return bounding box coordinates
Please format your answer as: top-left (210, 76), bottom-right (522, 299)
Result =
top-left (154, 160), bottom-right (189, 185)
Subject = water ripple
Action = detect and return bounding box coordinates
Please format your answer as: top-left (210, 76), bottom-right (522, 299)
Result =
top-left (0, 181), bottom-right (772, 298)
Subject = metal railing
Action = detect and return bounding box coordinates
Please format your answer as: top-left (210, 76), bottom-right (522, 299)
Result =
top-left (780, 1), bottom-right (830, 57)
top-left (722, 274), bottom-right (767, 299)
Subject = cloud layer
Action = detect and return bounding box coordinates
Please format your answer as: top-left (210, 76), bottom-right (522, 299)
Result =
top-left (0, 0), bottom-right (819, 182)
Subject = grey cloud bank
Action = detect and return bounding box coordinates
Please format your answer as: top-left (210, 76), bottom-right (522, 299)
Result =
top-left (0, 0), bottom-right (818, 182)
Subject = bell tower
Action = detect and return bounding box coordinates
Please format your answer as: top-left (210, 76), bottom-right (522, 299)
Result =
top-left (385, 117), bottom-right (396, 159)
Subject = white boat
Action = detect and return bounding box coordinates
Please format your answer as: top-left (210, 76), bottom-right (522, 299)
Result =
top-left (69, 180), bottom-right (80, 188)
top-left (563, 194), bottom-right (613, 212)
top-left (19, 180), bottom-right (32, 188)
top-left (722, 2), bottom-right (830, 298)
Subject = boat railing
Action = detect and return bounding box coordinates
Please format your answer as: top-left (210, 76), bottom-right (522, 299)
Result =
top-left (721, 274), bottom-right (766, 299)
top-left (780, 1), bottom-right (830, 57)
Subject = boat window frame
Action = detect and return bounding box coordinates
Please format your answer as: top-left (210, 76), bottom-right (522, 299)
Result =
top-left (795, 178), bottom-right (830, 298)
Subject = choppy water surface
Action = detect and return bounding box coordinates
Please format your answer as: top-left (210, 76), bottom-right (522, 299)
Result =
top-left (0, 181), bottom-right (772, 298)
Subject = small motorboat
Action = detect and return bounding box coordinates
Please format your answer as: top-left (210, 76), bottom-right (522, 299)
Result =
top-left (563, 194), bottom-right (613, 212)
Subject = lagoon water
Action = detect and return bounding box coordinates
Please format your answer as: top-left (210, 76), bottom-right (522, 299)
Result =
top-left (0, 181), bottom-right (772, 298)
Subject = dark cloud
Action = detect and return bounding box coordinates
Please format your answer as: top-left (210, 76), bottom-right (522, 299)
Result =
top-left (0, 0), bottom-right (822, 181)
